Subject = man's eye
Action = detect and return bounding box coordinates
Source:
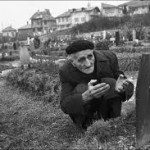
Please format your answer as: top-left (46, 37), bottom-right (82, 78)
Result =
top-left (87, 54), bottom-right (93, 59)
top-left (78, 58), bottom-right (85, 63)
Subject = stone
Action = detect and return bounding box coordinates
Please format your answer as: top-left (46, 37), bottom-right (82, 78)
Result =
top-left (1, 69), bottom-right (13, 77)
top-left (19, 47), bottom-right (31, 66)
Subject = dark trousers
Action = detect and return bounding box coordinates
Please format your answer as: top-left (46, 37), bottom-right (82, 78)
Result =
top-left (69, 96), bottom-right (122, 129)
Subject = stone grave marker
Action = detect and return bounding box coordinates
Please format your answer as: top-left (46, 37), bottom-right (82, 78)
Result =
top-left (19, 46), bottom-right (31, 67)
top-left (136, 54), bottom-right (150, 148)
top-left (133, 29), bottom-right (136, 41)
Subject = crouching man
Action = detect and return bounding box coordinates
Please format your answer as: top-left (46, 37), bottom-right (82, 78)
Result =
top-left (59, 40), bottom-right (134, 129)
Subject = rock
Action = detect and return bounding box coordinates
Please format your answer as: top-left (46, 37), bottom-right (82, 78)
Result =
top-left (20, 47), bottom-right (31, 65)
top-left (54, 59), bottom-right (66, 67)
top-left (1, 69), bottom-right (13, 77)
top-left (11, 61), bottom-right (21, 67)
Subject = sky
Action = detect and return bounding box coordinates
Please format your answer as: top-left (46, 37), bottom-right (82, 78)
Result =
top-left (0, 1), bottom-right (129, 31)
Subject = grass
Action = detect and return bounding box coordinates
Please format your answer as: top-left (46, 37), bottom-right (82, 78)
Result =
top-left (0, 79), bottom-right (83, 150)
top-left (0, 71), bottom-right (138, 150)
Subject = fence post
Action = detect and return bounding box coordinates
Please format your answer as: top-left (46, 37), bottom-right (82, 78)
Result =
top-left (136, 54), bottom-right (150, 148)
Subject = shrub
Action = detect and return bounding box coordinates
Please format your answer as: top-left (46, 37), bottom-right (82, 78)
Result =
top-left (0, 55), bottom-right (20, 61)
top-left (133, 41), bottom-right (143, 47)
top-left (71, 109), bottom-right (136, 149)
top-left (6, 61), bottom-right (60, 106)
top-left (33, 36), bottom-right (41, 49)
top-left (117, 53), bottom-right (141, 71)
top-left (95, 40), bottom-right (110, 50)
top-left (110, 46), bottom-right (150, 53)
top-left (0, 64), bottom-right (14, 72)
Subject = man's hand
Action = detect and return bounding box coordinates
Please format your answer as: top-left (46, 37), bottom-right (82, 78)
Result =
top-left (82, 79), bottom-right (110, 103)
top-left (115, 75), bottom-right (134, 93)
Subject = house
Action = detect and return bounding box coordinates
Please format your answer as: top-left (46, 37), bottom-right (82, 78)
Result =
top-left (71, 6), bottom-right (101, 26)
top-left (118, 1), bottom-right (150, 15)
top-left (56, 5), bottom-right (101, 31)
top-left (30, 9), bottom-right (56, 36)
top-left (101, 3), bottom-right (123, 17)
top-left (2, 26), bottom-right (17, 38)
top-left (0, 32), bottom-right (2, 37)
top-left (55, 9), bottom-right (72, 31)
top-left (18, 22), bottom-right (34, 41)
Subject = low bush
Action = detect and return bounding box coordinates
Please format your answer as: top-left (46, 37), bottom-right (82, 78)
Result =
top-left (71, 109), bottom-right (136, 149)
top-left (110, 46), bottom-right (150, 53)
top-left (95, 40), bottom-right (110, 50)
top-left (33, 36), bottom-right (41, 49)
top-left (0, 55), bottom-right (19, 61)
top-left (117, 53), bottom-right (141, 71)
top-left (0, 64), bottom-right (14, 72)
top-left (133, 41), bottom-right (143, 47)
top-left (6, 61), bottom-right (60, 107)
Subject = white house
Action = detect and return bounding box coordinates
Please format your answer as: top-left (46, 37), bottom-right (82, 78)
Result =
top-left (118, 1), bottom-right (150, 15)
top-left (55, 5), bottom-right (101, 31)
top-left (101, 3), bottom-right (123, 17)
top-left (2, 26), bottom-right (17, 38)
top-left (55, 9), bottom-right (72, 31)
top-left (70, 7), bottom-right (100, 26)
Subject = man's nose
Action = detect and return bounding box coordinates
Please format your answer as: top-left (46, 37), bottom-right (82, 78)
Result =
top-left (85, 59), bottom-right (91, 67)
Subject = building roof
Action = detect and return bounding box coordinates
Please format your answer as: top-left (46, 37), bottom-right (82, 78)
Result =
top-left (72, 7), bottom-right (100, 13)
top-left (2, 26), bottom-right (16, 32)
top-left (31, 9), bottom-right (55, 21)
top-left (55, 9), bottom-right (72, 18)
top-left (101, 3), bottom-right (117, 9)
top-left (18, 23), bottom-right (32, 30)
top-left (56, 7), bottom-right (100, 18)
top-left (118, 1), bottom-right (150, 8)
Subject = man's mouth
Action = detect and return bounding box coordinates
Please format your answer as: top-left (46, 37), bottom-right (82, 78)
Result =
top-left (85, 66), bottom-right (92, 70)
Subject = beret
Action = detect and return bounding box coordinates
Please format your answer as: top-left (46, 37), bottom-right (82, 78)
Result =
top-left (66, 40), bottom-right (94, 54)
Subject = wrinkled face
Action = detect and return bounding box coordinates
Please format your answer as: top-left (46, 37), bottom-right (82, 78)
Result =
top-left (71, 49), bottom-right (95, 74)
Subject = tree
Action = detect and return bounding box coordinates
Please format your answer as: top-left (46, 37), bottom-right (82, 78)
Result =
top-left (33, 36), bottom-right (41, 49)
top-left (122, 6), bottom-right (128, 15)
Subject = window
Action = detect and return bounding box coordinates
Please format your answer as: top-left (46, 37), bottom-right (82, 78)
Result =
top-left (74, 18), bottom-right (79, 22)
top-left (44, 20), bottom-right (47, 25)
top-left (81, 17), bottom-right (86, 22)
top-left (38, 28), bottom-right (42, 31)
top-left (67, 24), bottom-right (70, 27)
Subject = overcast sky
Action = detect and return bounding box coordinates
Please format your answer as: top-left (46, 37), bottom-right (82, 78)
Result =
top-left (0, 1), bottom-right (129, 31)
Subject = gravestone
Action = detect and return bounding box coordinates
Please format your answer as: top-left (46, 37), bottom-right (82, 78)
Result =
top-left (102, 30), bottom-right (106, 40)
top-left (136, 54), bottom-right (150, 148)
top-left (133, 29), bottom-right (136, 41)
top-left (19, 47), bottom-right (31, 67)
top-left (115, 31), bottom-right (120, 46)
top-left (27, 36), bottom-right (30, 45)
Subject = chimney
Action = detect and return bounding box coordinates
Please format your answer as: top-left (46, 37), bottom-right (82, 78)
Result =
top-left (45, 9), bottom-right (49, 12)
top-left (87, 2), bottom-right (91, 8)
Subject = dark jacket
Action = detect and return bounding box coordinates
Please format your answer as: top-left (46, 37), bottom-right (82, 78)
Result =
top-left (59, 50), bottom-right (133, 115)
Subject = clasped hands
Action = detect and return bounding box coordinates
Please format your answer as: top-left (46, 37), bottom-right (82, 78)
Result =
top-left (82, 75), bottom-right (133, 103)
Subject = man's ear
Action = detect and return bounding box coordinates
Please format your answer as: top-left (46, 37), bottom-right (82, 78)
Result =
top-left (68, 54), bottom-right (76, 67)
top-left (71, 60), bottom-right (76, 67)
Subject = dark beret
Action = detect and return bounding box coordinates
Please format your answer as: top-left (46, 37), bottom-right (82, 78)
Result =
top-left (66, 40), bottom-right (94, 54)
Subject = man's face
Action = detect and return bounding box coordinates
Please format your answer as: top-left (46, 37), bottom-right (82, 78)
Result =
top-left (72, 49), bottom-right (95, 74)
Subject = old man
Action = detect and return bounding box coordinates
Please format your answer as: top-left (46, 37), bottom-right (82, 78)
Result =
top-left (59, 40), bottom-right (134, 129)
